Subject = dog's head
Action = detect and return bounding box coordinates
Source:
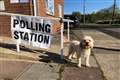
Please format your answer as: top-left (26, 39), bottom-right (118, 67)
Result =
top-left (80, 36), bottom-right (94, 49)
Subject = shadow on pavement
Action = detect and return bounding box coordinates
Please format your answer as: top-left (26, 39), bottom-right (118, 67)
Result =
top-left (0, 42), bottom-right (71, 64)
top-left (0, 42), bottom-right (35, 53)
top-left (39, 51), bottom-right (72, 64)
top-left (94, 46), bottom-right (120, 52)
top-left (0, 42), bottom-right (16, 50)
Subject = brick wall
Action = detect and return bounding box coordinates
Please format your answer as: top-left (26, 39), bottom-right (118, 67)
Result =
top-left (0, 0), bottom-right (64, 37)
top-left (0, 15), bottom-right (10, 37)
top-left (0, 0), bottom-right (32, 37)
top-left (4, 0), bottom-right (31, 14)
top-left (37, 0), bottom-right (64, 33)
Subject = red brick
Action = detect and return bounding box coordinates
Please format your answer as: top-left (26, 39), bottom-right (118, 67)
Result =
top-left (0, 0), bottom-right (64, 37)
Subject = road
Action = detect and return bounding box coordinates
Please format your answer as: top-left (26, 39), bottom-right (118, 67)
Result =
top-left (97, 28), bottom-right (120, 39)
top-left (104, 28), bottom-right (120, 33)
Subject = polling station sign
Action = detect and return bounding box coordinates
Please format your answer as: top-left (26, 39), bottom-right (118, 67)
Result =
top-left (11, 16), bottom-right (52, 49)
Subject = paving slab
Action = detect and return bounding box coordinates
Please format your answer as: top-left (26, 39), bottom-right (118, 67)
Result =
top-left (0, 59), bottom-right (33, 80)
top-left (16, 62), bottom-right (61, 80)
top-left (63, 66), bottom-right (103, 80)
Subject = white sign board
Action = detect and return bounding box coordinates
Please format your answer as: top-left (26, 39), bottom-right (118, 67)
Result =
top-left (11, 16), bottom-right (52, 49)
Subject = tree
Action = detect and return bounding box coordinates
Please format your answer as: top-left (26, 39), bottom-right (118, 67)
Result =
top-left (71, 12), bottom-right (81, 20)
top-left (70, 4), bottom-right (120, 24)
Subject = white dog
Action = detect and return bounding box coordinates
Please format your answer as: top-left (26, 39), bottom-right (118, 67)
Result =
top-left (67, 36), bottom-right (94, 67)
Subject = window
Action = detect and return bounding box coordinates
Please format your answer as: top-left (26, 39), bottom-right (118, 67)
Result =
top-left (45, 0), bottom-right (54, 15)
top-left (20, 0), bottom-right (29, 3)
top-left (10, 0), bottom-right (19, 3)
top-left (10, 0), bottom-right (29, 3)
top-left (58, 4), bottom-right (62, 18)
top-left (0, 0), bottom-right (5, 11)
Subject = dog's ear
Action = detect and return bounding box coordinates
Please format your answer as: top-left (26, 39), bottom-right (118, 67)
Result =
top-left (91, 38), bottom-right (94, 43)
top-left (80, 42), bottom-right (84, 48)
top-left (90, 43), bottom-right (94, 48)
top-left (90, 39), bottom-right (94, 48)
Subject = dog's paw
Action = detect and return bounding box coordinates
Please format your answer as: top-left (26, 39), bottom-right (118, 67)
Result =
top-left (86, 64), bottom-right (91, 67)
top-left (78, 64), bottom-right (81, 68)
top-left (68, 56), bottom-right (72, 60)
top-left (72, 54), bottom-right (77, 59)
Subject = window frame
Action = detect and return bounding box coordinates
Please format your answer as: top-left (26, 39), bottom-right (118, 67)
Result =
top-left (45, 0), bottom-right (54, 16)
top-left (0, 0), bottom-right (5, 11)
top-left (10, 0), bottom-right (29, 3)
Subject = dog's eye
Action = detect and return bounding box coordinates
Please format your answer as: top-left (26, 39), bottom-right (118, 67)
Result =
top-left (89, 40), bottom-right (91, 42)
top-left (83, 40), bottom-right (86, 42)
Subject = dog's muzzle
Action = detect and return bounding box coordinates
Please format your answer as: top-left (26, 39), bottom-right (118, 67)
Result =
top-left (85, 42), bottom-right (89, 46)
top-left (84, 42), bottom-right (91, 49)
top-left (80, 43), bottom-right (90, 49)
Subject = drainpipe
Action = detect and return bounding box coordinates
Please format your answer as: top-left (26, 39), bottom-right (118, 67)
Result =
top-left (33, 0), bottom-right (37, 16)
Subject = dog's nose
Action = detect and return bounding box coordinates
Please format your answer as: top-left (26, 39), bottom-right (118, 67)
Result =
top-left (86, 42), bottom-right (89, 45)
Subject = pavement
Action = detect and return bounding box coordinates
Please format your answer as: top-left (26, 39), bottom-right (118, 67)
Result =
top-left (0, 59), bottom-right (33, 80)
top-left (0, 28), bottom-right (120, 80)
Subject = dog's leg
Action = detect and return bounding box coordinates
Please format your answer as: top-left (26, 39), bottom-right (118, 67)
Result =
top-left (86, 55), bottom-right (90, 67)
top-left (69, 54), bottom-right (73, 59)
top-left (68, 49), bottom-right (75, 60)
top-left (67, 45), bottom-right (74, 59)
top-left (85, 49), bottom-right (91, 67)
top-left (72, 52), bottom-right (77, 59)
top-left (76, 49), bottom-right (81, 67)
top-left (78, 56), bottom-right (81, 67)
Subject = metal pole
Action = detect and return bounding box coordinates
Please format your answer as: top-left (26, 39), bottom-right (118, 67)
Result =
top-left (67, 21), bottom-right (70, 41)
top-left (33, 0), bottom-right (37, 16)
top-left (111, 0), bottom-right (116, 24)
top-left (15, 16), bottom-right (22, 53)
top-left (16, 42), bottom-right (20, 52)
top-left (83, 0), bottom-right (86, 24)
top-left (0, 12), bottom-right (73, 22)
top-left (60, 18), bottom-right (64, 59)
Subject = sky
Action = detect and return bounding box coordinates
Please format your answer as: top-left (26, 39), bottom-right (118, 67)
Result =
top-left (64, 0), bottom-right (120, 14)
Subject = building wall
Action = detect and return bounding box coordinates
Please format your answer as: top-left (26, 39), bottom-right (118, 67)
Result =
top-left (0, 0), bottom-right (64, 37)
top-left (0, 0), bottom-right (32, 37)
top-left (37, 0), bottom-right (64, 33)
top-left (4, 0), bottom-right (31, 14)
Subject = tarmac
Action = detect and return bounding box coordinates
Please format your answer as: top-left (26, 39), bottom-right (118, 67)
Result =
top-left (0, 28), bottom-right (120, 80)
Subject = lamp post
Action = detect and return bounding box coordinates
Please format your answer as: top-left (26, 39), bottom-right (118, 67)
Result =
top-left (83, 0), bottom-right (86, 24)
top-left (111, 0), bottom-right (116, 24)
